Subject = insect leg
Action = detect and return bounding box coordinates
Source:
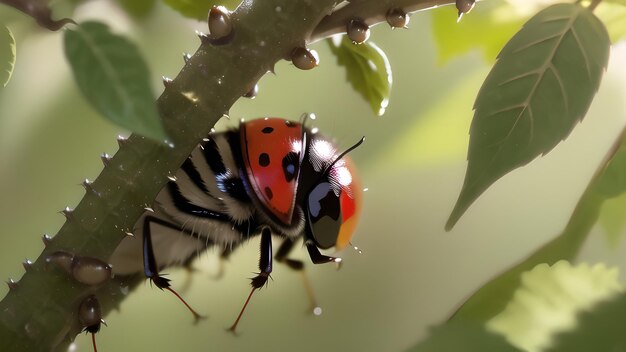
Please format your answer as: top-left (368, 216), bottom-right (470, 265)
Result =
top-left (306, 243), bottom-right (342, 266)
top-left (275, 238), bottom-right (321, 315)
top-left (78, 295), bottom-right (103, 352)
top-left (228, 227), bottom-right (272, 333)
top-left (142, 215), bottom-right (204, 322)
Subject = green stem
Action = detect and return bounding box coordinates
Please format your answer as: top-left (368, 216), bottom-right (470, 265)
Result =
top-left (449, 124), bottom-right (626, 322)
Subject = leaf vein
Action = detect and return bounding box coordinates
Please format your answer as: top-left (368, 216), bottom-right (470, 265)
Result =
top-left (74, 28), bottom-right (133, 116)
top-left (569, 25), bottom-right (592, 80)
top-left (548, 63), bottom-right (569, 115)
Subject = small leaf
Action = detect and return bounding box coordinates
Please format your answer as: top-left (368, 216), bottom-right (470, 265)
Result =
top-left (64, 21), bottom-right (166, 141)
top-left (446, 4), bottom-right (610, 229)
top-left (407, 320), bottom-right (522, 352)
top-left (163, 0), bottom-right (241, 20)
top-left (487, 261), bottom-right (622, 351)
top-left (431, 2), bottom-right (525, 64)
top-left (115, 0), bottom-right (156, 18)
top-left (546, 292), bottom-right (626, 352)
top-left (1, 25), bottom-right (16, 87)
top-left (328, 36), bottom-right (392, 116)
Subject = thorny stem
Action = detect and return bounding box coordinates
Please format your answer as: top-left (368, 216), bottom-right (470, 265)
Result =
top-left (311, 0), bottom-right (455, 42)
top-left (0, 0), bottom-right (452, 350)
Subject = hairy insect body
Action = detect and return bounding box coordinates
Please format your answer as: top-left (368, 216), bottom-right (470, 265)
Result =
top-left (108, 117), bottom-right (362, 330)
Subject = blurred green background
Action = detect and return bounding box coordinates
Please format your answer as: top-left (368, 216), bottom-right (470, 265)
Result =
top-left (1, 1), bottom-right (626, 351)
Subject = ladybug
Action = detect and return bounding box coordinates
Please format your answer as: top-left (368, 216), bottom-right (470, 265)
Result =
top-left (109, 116), bottom-right (363, 331)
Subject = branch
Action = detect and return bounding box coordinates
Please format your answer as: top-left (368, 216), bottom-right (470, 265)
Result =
top-left (0, 0), bottom-right (459, 350)
top-left (0, 0), bottom-right (74, 31)
top-left (310, 0), bottom-right (456, 42)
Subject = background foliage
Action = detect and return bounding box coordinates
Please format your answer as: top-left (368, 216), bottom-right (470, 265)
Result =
top-left (1, 0), bottom-right (626, 351)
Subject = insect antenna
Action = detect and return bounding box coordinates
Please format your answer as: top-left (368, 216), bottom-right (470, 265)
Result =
top-left (322, 136), bottom-right (365, 176)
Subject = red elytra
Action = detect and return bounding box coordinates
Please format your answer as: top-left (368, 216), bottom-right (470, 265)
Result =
top-left (335, 157), bottom-right (362, 250)
top-left (240, 118), bottom-right (303, 224)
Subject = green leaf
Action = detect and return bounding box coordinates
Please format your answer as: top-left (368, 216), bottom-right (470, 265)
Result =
top-left (431, 1), bottom-right (526, 64)
top-left (163, 0), bottom-right (241, 20)
top-left (328, 36), bottom-right (392, 116)
top-left (1, 25), bottom-right (16, 87)
top-left (546, 292), bottom-right (626, 352)
top-left (446, 4), bottom-right (610, 230)
top-left (450, 138), bottom-right (626, 323)
top-left (407, 320), bottom-right (521, 352)
top-left (115, 0), bottom-right (156, 18)
top-left (64, 21), bottom-right (166, 141)
top-left (487, 261), bottom-right (622, 351)
top-left (598, 192), bottom-right (626, 247)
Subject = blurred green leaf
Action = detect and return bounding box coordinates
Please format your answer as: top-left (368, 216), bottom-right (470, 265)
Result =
top-left (328, 36), bottom-right (392, 116)
top-left (487, 261), bottom-right (622, 351)
top-left (64, 21), bottom-right (166, 141)
top-left (116, 0), bottom-right (156, 18)
top-left (431, 2), bottom-right (525, 64)
top-left (598, 192), bottom-right (626, 247)
top-left (1, 25), bottom-right (16, 87)
top-left (450, 136), bottom-right (626, 322)
top-left (163, 0), bottom-right (241, 20)
top-left (546, 292), bottom-right (626, 352)
top-left (407, 320), bottom-right (521, 352)
top-left (604, 0), bottom-right (626, 6)
top-left (446, 3), bottom-right (610, 230)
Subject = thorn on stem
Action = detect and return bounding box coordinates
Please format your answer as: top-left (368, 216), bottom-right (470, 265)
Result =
top-left (22, 260), bottom-right (33, 272)
top-left (7, 279), bottom-right (18, 291)
top-left (42, 234), bottom-right (53, 246)
top-left (100, 153), bottom-right (112, 167)
top-left (61, 207), bottom-right (74, 220)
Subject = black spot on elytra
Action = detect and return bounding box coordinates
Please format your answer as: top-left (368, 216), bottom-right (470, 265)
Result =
top-left (282, 152), bottom-right (299, 182)
top-left (262, 127), bottom-right (274, 134)
top-left (264, 187), bottom-right (273, 200)
top-left (285, 120), bottom-right (297, 128)
top-left (259, 153), bottom-right (270, 167)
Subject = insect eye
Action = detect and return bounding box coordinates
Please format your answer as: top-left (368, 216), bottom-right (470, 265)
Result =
top-left (306, 182), bottom-right (342, 249)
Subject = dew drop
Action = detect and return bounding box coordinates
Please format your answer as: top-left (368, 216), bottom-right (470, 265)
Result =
top-left (244, 83), bottom-right (259, 99)
top-left (208, 6), bottom-right (233, 41)
top-left (386, 8), bottom-right (410, 29)
top-left (291, 47), bottom-right (319, 70)
top-left (347, 19), bottom-right (370, 44)
top-left (456, 0), bottom-right (475, 20)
